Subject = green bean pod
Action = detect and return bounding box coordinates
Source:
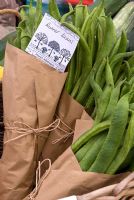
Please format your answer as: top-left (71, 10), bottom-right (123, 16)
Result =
top-left (72, 120), bottom-right (110, 153)
top-left (75, 134), bottom-right (98, 162)
top-left (103, 80), bottom-right (124, 121)
top-left (80, 133), bottom-right (106, 171)
top-left (94, 84), bottom-right (113, 124)
top-left (48, 0), bottom-right (61, 21)
top-left (107, 111), bottom-right (134, 174)
top-left (65, 52), bottom-right (76, 94)
top-left (60, 10), bottom-right (74, 23)
top-left (89, 94), bottom-right (129, 173)
top-left (93, 16), bottom-right (116, 74)
top-left (95, 58), bottom-right (106, 88)
top-left (110, 52), bottom-right (134, 71)
top-left (112, 31), bottom-right (128, 82)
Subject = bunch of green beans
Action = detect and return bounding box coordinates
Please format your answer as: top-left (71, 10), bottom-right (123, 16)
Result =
top-left (12, 0), bottom-right (43, 50)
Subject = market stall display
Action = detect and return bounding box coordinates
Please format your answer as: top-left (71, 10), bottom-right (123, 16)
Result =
top-left (0, 0), bottom-right (134, 200)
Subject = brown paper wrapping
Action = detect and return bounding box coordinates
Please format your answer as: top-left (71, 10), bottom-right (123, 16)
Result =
top-left (0, 44), bottom-right (67, 200)
top-left (41, 90), bottom-right (92, 164)
top-left (29, 148), bottom-right (128, 200)
top-left (25, 117), bottom-right (129, 200)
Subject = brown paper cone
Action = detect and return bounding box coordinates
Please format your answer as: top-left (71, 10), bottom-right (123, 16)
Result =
top-left (0, 44), bottom-right (67, 200)
top-left (27, 148), bottom-right (128, 200)
top-left (41, 90), bottom-right (86, 164)
top-left (26, 117), bottom-right (129, 200)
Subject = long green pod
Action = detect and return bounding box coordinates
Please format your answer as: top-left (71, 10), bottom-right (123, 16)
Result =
top-left (60, 10), bottom-right (74, 23)
top-left (87, 19), bottom-right (98, 66)
top-left (94, 84), bottom-right (112, 124)
top-left (110, 52), bottom-right (134, 71)
top-left (107, 111), bottom-right (134, 174)
top-left (105, 58), bottom-right (114, 88)
top-left (75, 134), bottom-right (98, 162)
top-left (109, 36), bottom-right (121, 61)
top-left (89, 69), bottom-right (103, 103)
top-left (80, 133), bottom-right (106, 171)
top-left (94, 60), bottom-right (114, 124)
top-left (103, 80), bottom-right (124, 121)
top-left (89, 94), bottom-right (129, 173)
top-left (93, 16), bottom-right (116, 74)
top-left (82, 1), bottom-right (104, 40)
top-left (72, 120), bottom-right (110, 153)
top-left (95, 58), bottom-right (106, 87)
top-left (75, 75), bottom-right (92, 105)
top-left (48, 0), bottom-right (61, 21)
top-left (34, 0), bottom-right (43, 32)
top-left (85, 93), bottom-right (95, 114)
top-left (62, 22), bottom-right (90, 55)
top-left (112, 31), bottom-right (128, 82)
top-left (71, 77), bottom-right (81, 98)
top-left (65, 53), bottom-right (76, 94)
top-left (74, 5), bottom-right (85, 29)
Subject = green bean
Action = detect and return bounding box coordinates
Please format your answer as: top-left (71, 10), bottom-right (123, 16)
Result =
top-left (60, 10), bottom-right (74, 23)
top-left (110, 52), bottom-right (134, 71)
top-left (103, 80), bottom-right (124, 121)
top-left (97, 23), bottom-right (103, 52)
top-left (107, 111), bottom-right (134, 174)
top-left (124, 61), bottom-right (131, 81)
top-left (80, 133), bottom-right (106, 171)
top-left (75, 73), bottom-right (92, 105)
top-left (48, 0), bottom-right (61, 21)
top-left (83, 6), bottom-right (89, 19)
top-left (89, 94), bottom-right (129, 173)
top-left (68, 3), bottom-right (73, 12)
top-left (127, 55), bottom-right (134, 68)
top-left (82, 1), bottom-right (104, 40)
top-left (74, 5), bottom-right (85, 29)
top-left (112, 31), bottom-right (128, 82)
top-left (72, 120), bottom-right (110, 153)
top-left (85, 93), bottom-right (95, 113)
top-left (89, 69), bottom-right (102, 101)
top-left (94, 84), bottom-right (112, 124)
top-left (14, 27), bottom-right (22, 48)
top-left (93, 17), bottom-right (116, 74)
top-left (65, 52), bottom-right (76, 94)
top-left (109, 36), bottom-right (121, 61)
top-left (81, 8), bottom-right (97, 36)
top-left (71, 77), bottom-right (81, 98)
top-left (87, 19), bottom-right (98, 66)
top-left (94, 60), bottom-right (114, 124)
top-left (62, 22), bottom-right (91, 60)
top-left (34, 0), bottom-right (43, 32)
top-left (74, 45), bottom-right (82, 84)
top-left (95, 58), bottom-right (106, 87)
top-left (105, 58), bottom-right (114, 88)
top-left (75, 134), bottom-right (98, 162)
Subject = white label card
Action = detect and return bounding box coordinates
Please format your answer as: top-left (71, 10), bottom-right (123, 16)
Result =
top-left (59, 196), bottom-right (77, 200)
top-left (26, 13), bottom-right (79, 72)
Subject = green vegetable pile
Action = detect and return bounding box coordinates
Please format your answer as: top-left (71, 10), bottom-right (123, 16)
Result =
top-left (12, 0), bottom-right (134, 174)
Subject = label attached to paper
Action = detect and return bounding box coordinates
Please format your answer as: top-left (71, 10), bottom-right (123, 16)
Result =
top-left (59, 196), bottom-right (77, 200)
top-left (26, 13), bottom-right (79, 72)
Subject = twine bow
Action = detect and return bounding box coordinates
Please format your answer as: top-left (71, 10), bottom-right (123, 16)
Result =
top-left (29, 159), bottom-right (51, 200)
top-left (4, 119), bottom-right (60, 145)
top-left (52, 116), bottom-right (74, 144)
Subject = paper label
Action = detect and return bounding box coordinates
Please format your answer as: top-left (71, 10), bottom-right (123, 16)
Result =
top-left (26, 13), bottom-right (79, 72)
top-left (59, 196), bottom-right (77, 200)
